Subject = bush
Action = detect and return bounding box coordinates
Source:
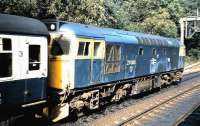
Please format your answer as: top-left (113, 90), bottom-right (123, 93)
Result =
top-left (187, 48), bottom-right (200, 61)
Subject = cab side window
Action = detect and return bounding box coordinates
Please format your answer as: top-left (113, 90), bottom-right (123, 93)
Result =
top-left (78, 42), bottom-right (90, 56)
top-left (0, 38), bottom-right (12, 78)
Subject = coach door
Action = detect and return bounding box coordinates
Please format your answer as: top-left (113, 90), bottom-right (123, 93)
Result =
top-left (91, 40), bottom-right (105, 83)
top-left (23, 37), bottom-right (47, 102)
top-left (25, 37), bottom-right (47, 79)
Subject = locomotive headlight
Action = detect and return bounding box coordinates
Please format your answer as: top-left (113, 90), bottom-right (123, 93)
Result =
top-left (50, 24), bottom-right (56, 30)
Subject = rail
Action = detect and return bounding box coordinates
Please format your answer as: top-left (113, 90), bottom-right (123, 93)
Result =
top-left (88, 71), bottom-right (200, 126)
top-left (118, 80), bottom-right (200, 126)
top-left (173, 100), bottom-right (200, 126)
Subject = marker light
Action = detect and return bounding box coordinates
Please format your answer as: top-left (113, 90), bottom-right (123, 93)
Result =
top-left (50, 24), bottom-right (56, 30)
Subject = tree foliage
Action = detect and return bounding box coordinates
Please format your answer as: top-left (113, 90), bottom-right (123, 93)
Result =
top-left (182, 0), bottom-right (199, 16)
top-left (47, 0), bottom-right (107, 25)
top-left (142, 9), bottom-right (177, 37)
top-left (0, 0), bottom-right (198, 37)
top-left (0, 0), bottom-right (34, 17)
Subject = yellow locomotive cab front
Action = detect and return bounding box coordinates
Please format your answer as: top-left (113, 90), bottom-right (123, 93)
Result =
top-left (48, 33), bottom-right (75, 90)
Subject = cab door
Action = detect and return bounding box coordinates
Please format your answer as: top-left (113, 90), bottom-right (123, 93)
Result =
top-left (91, 40), bottom-right (105, 84)
top-left (76, 38), bottom-right (105, 87)
top-left (125, 45), bottom-right (136, 78)
top-left (76, 38), bottom-right (93, 87)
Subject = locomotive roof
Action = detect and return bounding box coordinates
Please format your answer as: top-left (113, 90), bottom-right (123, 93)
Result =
top-left (44, 19), bottom-right (181, 47)
top-left (0, 14), bottom-right (48, 36)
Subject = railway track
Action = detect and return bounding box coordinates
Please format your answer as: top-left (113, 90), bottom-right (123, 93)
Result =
top-left (118, 79), bottom-right (200, 126)
top-left (178, 104), bottom-right (200, 126)
top-left (88, 69), bottom-right (200, 126)
top-left (174, 103), bottom-right (200, 126)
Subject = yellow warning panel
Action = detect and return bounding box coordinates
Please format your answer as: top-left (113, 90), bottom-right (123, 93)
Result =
top-left (48, 57), bottom-right (63, 89)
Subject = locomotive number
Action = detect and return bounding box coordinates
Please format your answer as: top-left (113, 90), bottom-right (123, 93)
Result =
top-left (127, 60), bottom-right (136, 65)
top-left (127, 60), bottom-right (136, 73)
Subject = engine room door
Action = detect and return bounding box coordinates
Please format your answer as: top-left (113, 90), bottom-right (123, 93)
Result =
top-left (90, 40), bottom-right (105, 84)
top-left (125, 45), bottom-right (136, 78)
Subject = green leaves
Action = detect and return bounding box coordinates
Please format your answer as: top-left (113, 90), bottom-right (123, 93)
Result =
top-left (0, 0), bottom-right (34, 17)
top-left (47, 0), bottom-right (107, 25)
top-left (0, 0), bottom-right (198, 38)
top-left (142, 9), bottom-right (177, 37)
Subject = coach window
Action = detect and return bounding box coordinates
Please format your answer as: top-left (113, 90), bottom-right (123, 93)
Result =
top-left (78, 42), bottom-right (90, 56)
top-left (105, 44), bottom-right (121, 74)
top-left (51, 36), bottom-right (70, 56)
top-left (29, 45), bottom-right (40, 70)
top-left (152, 48), bottom-right (157, 55)
top-left (138, 47), bottom-right (144, 56)
top-left (2, 38), bottom-right (12, 51)
top-left (0, 38), bottom-right (12, 78)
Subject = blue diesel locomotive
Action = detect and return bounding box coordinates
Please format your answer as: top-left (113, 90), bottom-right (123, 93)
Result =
top-left (44, 19), bottom-right (185, 121)
top-left (0, 14), bottom-right (48, 119)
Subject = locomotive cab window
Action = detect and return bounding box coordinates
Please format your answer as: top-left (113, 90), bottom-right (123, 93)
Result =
top-left (138, 47), bottom-right (144, 56)
top-left (78, 42), bottom-right (90, 56)
top-left (0, 38), bottom-right (12, 78)
top-left (51, 36), bottom-right (70, 56)
top-left (29, 45), bottom-right (40, 70)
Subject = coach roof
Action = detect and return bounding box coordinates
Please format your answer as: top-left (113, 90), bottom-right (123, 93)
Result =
top-left (0, 14), bottom-right (48, 36)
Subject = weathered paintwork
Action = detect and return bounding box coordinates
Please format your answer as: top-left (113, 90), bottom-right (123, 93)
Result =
top-left (73, 45), bottom-right (183, 88)
top-left (44, 20), bottom-right (185, 89)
